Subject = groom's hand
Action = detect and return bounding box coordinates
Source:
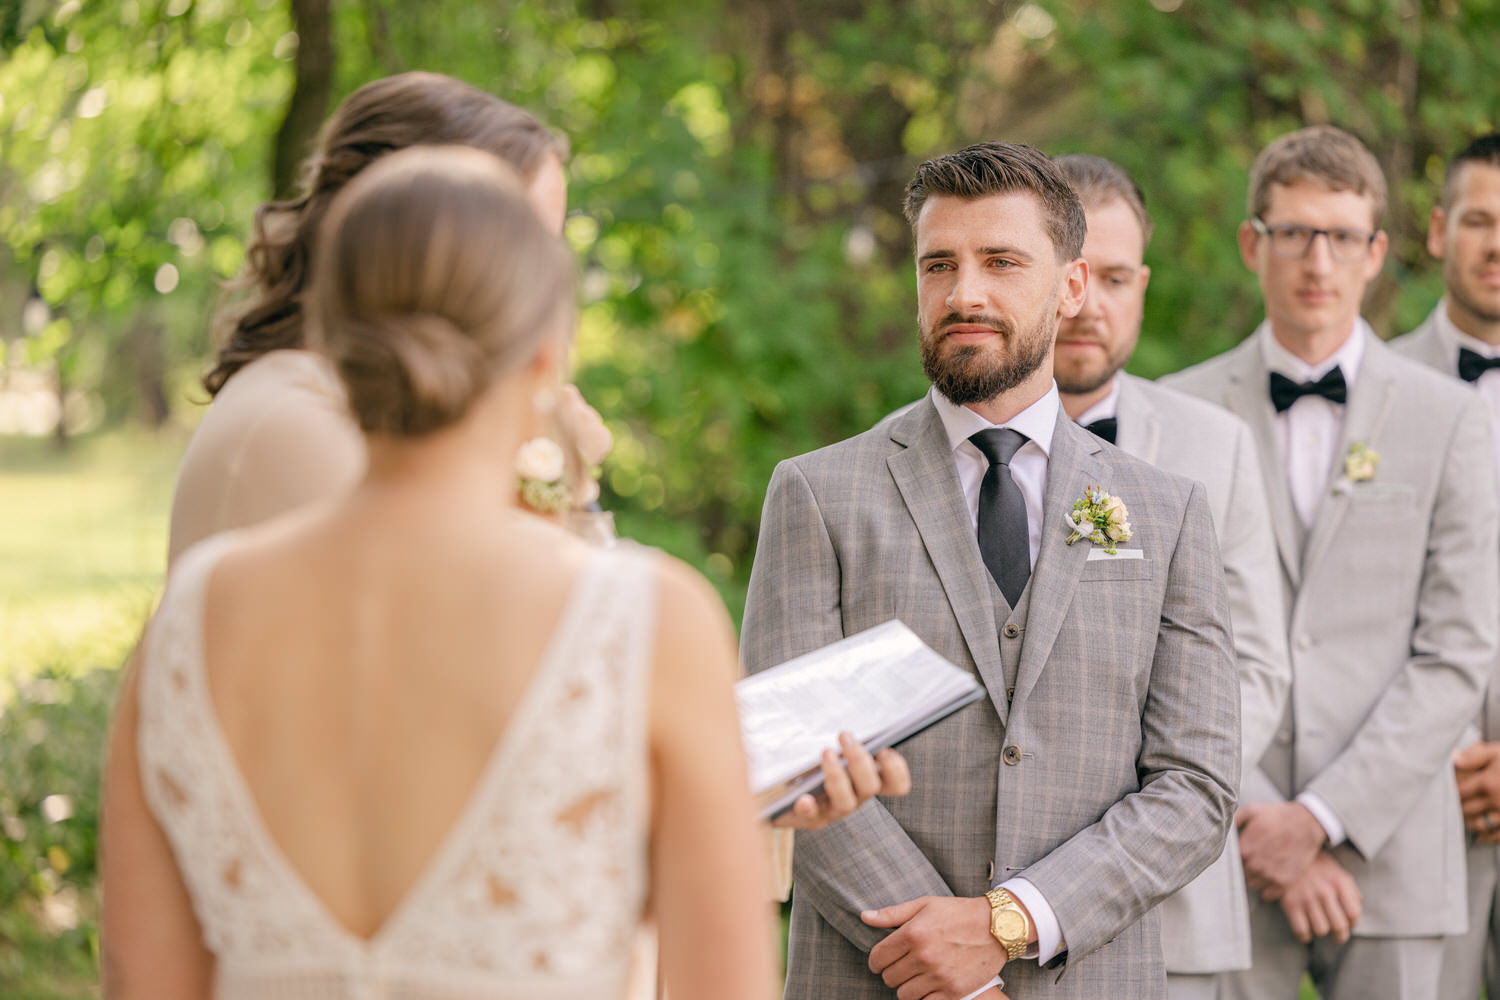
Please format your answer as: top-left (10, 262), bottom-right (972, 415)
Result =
top-left (861, 895), bottom-right (1004, 1000)
top-left (1236, 801), bottom-right (1326, 896)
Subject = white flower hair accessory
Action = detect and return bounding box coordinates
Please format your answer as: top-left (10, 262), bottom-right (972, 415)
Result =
top-left (1064, 485), bottom-right (1133, 555)
top-left (516, 438), bottom-right (573, 515)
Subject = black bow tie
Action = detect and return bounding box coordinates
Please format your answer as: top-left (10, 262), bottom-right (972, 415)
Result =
top-left (1459, 348), bottom-right (1500, 383)
top-left (1269, 367), bottom-right (1347, 413)
top-left (1083, 417), bottom-right (1117, 445)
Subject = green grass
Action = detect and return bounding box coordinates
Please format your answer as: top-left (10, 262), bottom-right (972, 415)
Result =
top-left (0, 430), bottom-right (185, 688)
top-left (0, 429), bottom-right (186, 1000)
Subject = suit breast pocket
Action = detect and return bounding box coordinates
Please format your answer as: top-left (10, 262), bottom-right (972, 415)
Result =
top-left (1078, 557), bottom-right (1154, 583)
top-left (1342, 483), bottom-right (1417, 525)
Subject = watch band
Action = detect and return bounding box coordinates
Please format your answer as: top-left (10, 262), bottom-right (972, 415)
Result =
top-left (985, 886), bottom-right (1029, 962)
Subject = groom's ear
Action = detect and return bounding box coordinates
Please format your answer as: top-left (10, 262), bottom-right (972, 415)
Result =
top-left (1058, 257), bottom-right (1088, 319)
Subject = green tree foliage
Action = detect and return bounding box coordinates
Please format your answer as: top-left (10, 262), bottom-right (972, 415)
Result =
top-left (0, 0), bottom-right (293, 431)
top-left (1027, 0), bottom-right (1500, 374)
top-left (3, 0), bottom-right (1497, 611)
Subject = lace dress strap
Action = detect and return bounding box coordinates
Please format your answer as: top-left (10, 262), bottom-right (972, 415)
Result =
top-left (137, 533), bottom-right (355, 965)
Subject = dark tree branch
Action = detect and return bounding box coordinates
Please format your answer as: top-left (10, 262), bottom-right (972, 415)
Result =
top-left (271, 0), bottom-right (334, 199)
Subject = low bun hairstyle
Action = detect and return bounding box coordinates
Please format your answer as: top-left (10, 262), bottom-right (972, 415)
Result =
top-left (308, 146), bottom-right (575, 437)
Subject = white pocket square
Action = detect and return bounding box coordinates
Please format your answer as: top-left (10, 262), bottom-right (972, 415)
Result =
top-left (1086, 548), bottom-right (1143, 561)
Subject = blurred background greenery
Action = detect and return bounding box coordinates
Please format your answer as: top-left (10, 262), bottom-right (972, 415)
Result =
top-left (1, 0), bottom-right (1496, 994)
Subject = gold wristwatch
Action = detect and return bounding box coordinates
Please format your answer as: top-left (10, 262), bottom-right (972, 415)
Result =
top-left (985, 887), bottom-right (1030, 962)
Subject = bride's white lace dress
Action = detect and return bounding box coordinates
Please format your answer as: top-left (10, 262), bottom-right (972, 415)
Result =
top-left (136, 533), bottom-right (655, 999)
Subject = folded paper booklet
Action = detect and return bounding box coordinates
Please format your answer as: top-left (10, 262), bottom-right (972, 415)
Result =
top-left (737, 619), bottom-right (986, 819)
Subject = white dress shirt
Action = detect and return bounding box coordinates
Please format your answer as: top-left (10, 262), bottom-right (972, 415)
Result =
top-left (1259, 321), bottom-right (1371, 848)
top-left (1437, 303), bottom-right (1500, 490)
top-left (930, 385), bottom-right (1067, 978)
top-left (1259, 321), bottom-right (1367, 529)
top-left (930, 384), bottom-right (1057, 567)
top-left (1073, 374), bottom-right (1123, 429)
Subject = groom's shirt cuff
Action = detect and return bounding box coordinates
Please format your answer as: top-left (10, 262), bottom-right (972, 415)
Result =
top-left (1296, 791), bottom-right (1346, 846)
top-left (1000, 877), bottom-right (1064, 964)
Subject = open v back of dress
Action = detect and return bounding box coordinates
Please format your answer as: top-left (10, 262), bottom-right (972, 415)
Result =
top-left (137, 532), bottom-right (656, 999)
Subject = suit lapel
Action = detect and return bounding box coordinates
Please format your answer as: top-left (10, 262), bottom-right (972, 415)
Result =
top-left (1300, 331), bottom-right (1398, 579)
top-left (885, 403), bottom-right (1012, 723)
top-left (1221, 338), bottom-right (1305, 588)
top-left (1115, 374), bottom-right (1161, 465)
top-left (1009, 415), bottom-right (1102, 710)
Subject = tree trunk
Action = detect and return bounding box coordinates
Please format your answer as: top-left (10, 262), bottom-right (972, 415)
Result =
top-left (271, 0), bottom-right (335, 199)
top-left (132, 317), bottom-right (170, 427)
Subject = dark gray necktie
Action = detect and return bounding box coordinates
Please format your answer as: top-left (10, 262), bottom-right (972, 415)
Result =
top-left (969, 428), bottom-right (1030, 606)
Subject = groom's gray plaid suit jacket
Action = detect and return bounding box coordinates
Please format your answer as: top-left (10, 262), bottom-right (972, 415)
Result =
top-left (741, 399), bottom-right (1240, 999)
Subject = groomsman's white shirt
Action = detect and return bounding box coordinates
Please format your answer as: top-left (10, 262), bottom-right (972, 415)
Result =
top-left (1257, 319), bottom-right (1376, 848)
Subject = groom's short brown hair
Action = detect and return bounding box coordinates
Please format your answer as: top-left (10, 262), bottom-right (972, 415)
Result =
top-left (903, 141), bottom-right (1086, 260)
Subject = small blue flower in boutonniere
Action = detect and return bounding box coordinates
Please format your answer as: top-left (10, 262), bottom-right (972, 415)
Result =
top-left (1332, 441), bottom-right (1380, 495)
top-left (516, 437), bottom-right (573, 515)
top-left (1064, 485), bottom-right (1133, 555)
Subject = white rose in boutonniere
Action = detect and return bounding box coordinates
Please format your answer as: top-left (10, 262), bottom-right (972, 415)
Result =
top-left (1065, 485), bottom-right (1134, 555)
top-left (516, 437), bottom-right (572, 515)
top-left (1332, 441), bottom-right (1380, 495)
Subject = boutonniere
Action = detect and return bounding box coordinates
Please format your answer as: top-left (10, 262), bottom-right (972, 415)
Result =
top-left (1064, 485), bottom-right (1134, 555)
top-left (1332, 441), bottom-right (1380, 495)
top-left (516, 437), bottom-right (574, 514)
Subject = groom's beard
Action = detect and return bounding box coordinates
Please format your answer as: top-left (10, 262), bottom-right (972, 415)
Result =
top-left (920, 310), bottom-right (1053, 405)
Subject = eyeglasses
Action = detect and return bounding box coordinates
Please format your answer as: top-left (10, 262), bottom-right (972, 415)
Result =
top-left (1251, 218), bottom-right (1376, 261)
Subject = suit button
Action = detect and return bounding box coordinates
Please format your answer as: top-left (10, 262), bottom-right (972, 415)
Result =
top-left (1003, 623), bottom-right (1020, 638)
top-left (1295, 635), bottom-right (1313, 650)
top-left (987, 860), bottom-right (995, 882)
top-left (1003, 745), bottom-right (1022, 765)
top-left (1276, 730), bottom-right (1292, 745)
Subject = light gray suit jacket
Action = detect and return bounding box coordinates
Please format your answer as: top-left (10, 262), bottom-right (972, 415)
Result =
top-left (1114, 374), bottom-right (1291, 974)
top-left (1165, 327), bottom-right (1500, 935)
top-left (1389, 306), bottom-right (1500, 745)
top-left (742, 401), bottom-right (1240, 998)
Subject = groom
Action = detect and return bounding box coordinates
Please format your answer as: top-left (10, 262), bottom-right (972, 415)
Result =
top-left (741, 141), bottom-right (1240, 998)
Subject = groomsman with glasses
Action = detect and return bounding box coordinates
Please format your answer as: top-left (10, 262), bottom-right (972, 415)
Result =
top-left (1051, 153), bottom-right (1291, 1000)
top-left (1168, 125), bottom-right (1500, 1000)
top-left (1388, 131), bottom-right (1500, 1000)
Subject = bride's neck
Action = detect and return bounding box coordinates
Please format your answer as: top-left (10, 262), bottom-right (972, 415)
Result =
top-left (359, 388), bottom-right (530, 512)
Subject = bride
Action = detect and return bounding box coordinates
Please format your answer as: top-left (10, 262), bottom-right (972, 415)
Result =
top-left (102, 146), bottom-right (785, 998)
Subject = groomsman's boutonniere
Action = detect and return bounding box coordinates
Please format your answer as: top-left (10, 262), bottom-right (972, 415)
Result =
top-left (1065, 485), bottom-right (1133, 555)
top-left (1333, 441), bottom-right (1380, 495)
top-left (517, 437), bottom-right (573, 514)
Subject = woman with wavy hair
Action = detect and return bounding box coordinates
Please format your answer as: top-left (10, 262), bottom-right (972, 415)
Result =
top-left (105, 146), bottom-right (778, 998)
top-left (167, 71), bottom-right (589, 564)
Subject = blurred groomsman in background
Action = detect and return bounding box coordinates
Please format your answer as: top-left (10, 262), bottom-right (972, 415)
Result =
top-left (1051, 153), bottom-right (1291, 1000)
top-left (1388, 132), bottom-right (1500, 1000)
top-left (1167, 124), bottom-right (1500, 1000)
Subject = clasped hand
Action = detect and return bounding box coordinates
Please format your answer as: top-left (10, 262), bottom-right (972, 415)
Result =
top-left (860, 896), bottom-right (1009, 1000)
top-left (1236, 800), bottom-right (1327, 898)
top-left (1454, 740), bottom-right (1500, 845)
top-left (1277, 851), bottom-right (1361, 944)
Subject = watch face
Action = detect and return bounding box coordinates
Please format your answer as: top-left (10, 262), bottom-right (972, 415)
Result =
top-left (995, 910), bottom-right (1026, 941)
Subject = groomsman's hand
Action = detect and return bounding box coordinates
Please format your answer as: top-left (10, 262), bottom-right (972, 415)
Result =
top-left (1276, 851), bottom-right (1361, 944)
top-left (1236, 801), bottom-right (1326, 896)
top-left (861, 895), bottom-right (1006, 1000)
top-left (1454, 741), bottom-right (1500, 844)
